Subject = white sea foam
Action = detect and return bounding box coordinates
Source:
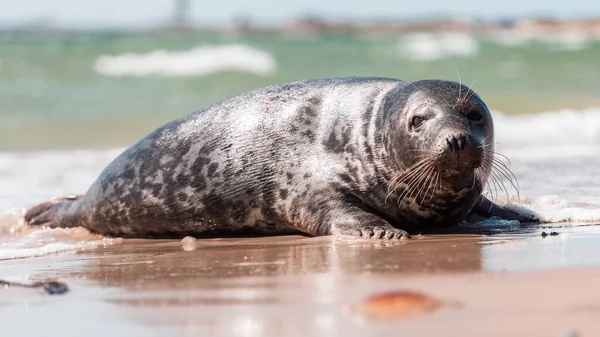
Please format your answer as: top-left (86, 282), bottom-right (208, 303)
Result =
top-left (398, 33), bottom-right (479, 61)
top-left (502, 195), bottom-right (600, 224)
top-left (0, 208), bottom-right (121, 260)
top-left (94, 44), bottom-right (277, 77)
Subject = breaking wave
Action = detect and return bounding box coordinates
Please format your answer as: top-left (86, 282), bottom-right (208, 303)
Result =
top-left (492, 108), bottom-right (600, 160)
top-left (398, 33), bottom-right (479, 61)
top-left (94, 44), bottom-right (277, 77)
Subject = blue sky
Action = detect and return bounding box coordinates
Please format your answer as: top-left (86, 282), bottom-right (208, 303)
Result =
top-left (2, 0), bottom-right (600, 28)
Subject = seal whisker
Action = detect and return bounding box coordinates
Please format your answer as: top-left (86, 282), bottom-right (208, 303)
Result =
top-left (405, 80), bottom-right (423, 93)
top-left (485, 163), bottom-right (500, 202)
top-left (489, 153), bottom-right (519, 189)
top-left (387, 158), bottom-right (429, 191)
top-left (463, 80), bottom-right (478, 102)
top-left (412, 165), bottom-right (431, 203)
top-left (452, 65), bottom-right (463, 102)
top-left (491, 160), bottom-right (520, 200)
top-left (395, 162), bottom-right (430, 203)
top-left (481, 133), bottom-right (494, 144)
top-left (480, 158), bottom-right (494, 189)
top-left (420, 166), bottom-right (437, 204)
top-left (411, 164), bottom-right (435, 204)
top-left (490, 169), bottom-right (511, 204)
top-left (488, 150), bottom-right (513, 166)
top-left (397, 161), bottom-right (433, 205)
top-left (385, 158), bottom-right (431, 202)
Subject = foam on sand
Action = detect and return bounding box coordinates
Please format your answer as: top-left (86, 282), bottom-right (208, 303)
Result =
top-left (94, 44), bottom-right (277, 77)
top-left (0, 208), bottom-right (121, 260)
top-left (507, 195), bottom-right (600, 224)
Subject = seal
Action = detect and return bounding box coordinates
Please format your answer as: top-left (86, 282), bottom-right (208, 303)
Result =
top-left (24, 77), bottom-right (535, 239)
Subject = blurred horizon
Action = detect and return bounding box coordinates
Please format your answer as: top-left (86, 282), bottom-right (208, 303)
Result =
top-left (3, 0), bottom-right (600, 30)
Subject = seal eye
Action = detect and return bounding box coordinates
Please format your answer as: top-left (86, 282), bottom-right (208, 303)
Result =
top-left (466, 110), bottom-right (483, 123)
top-left (411, 116), bottom-right (426, 129)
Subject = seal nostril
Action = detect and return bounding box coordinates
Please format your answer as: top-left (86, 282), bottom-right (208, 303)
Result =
top-left (446, 138), bottom-right (454, 153)
top-left (457, 135), bottom-right (466, 150)
top-left (452, 137), bottom-right (459, 153)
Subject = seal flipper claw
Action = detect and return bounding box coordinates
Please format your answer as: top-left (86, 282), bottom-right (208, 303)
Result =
top-left (340, 224), bottom-right (408, 240)
top-left (327, 206), bottom-right (410, 240)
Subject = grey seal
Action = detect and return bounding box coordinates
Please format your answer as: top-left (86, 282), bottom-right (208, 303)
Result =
top-left (24, 77), bottom-right (535, 239)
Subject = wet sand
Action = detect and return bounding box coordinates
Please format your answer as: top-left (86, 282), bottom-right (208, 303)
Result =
top-left (2, 224), bottom-right (600, 336)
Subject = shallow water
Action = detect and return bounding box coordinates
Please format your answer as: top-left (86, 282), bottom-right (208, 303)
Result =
top-left (3, 233), bottom-right (600, 336)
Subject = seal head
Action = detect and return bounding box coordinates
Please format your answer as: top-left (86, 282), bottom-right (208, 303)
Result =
top-left (367, 79), bottom-right (496, 233)
top-left (392, 80), bottom-right (492, 180)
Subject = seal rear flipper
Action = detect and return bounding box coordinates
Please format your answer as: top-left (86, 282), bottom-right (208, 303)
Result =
top-left (24, 195), bottom-right (82, 228)
top-left (472, 196), bottom-right (540, 223)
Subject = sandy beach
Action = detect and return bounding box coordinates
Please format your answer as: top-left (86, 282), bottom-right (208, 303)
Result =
top-left (2, 223), bottom-right (600, 336)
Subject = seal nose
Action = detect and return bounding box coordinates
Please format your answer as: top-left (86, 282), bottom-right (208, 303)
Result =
top-left (442, 134), bottom-right (483, 168)
top-left (446, 135), bottom-right (467, 153)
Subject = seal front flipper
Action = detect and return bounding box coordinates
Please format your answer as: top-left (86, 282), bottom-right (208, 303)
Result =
top-left (24, 195), bottom-right (82, 228)
top-left (472, 196), bottom-right (540, 223)
top-left (323, 205), bottom-right (410, 240)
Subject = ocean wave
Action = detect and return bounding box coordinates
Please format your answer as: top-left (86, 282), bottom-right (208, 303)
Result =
top-left (0, 149), bottom-right (123, 211)
top-left (398, 33), bottom-right (479, 61)
top-left (492, 108), bottom-right (600, 160)
top-left (94, 44), bottom-right (277, 77)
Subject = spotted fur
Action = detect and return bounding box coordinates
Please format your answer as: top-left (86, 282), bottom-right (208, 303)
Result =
top-left (24, 77), bottom-right (533, 239)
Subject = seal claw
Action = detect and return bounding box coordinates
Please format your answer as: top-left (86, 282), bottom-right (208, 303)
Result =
top-left (334, 223), bottom-right (409, 240)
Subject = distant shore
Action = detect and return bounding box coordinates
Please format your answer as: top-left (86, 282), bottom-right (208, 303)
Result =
top-left (4, 17), bottom-right (600, 37)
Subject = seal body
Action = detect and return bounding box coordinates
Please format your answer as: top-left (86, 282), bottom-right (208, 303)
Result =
top-left (25, 77), bottom-right (532, 239)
